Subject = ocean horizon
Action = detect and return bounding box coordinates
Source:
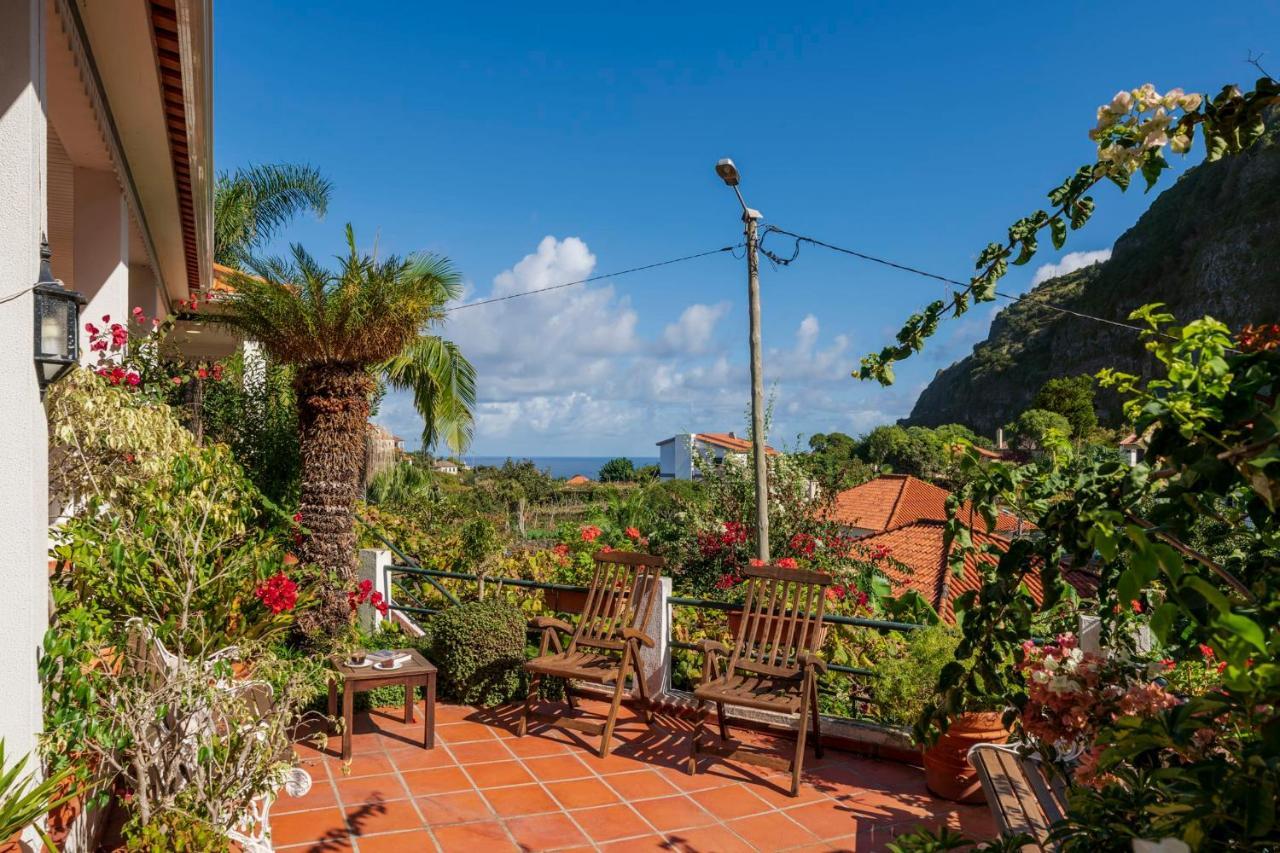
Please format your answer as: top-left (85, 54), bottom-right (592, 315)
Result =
top-left (463, 456), bottom-right (659, 480)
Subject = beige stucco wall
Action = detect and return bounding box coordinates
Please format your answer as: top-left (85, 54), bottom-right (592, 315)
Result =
top-left (0, 0), bottom-right (51, 761)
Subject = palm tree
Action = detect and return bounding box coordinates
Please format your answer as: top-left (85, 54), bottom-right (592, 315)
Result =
top-left (214, 164), bottom-right (332, 266)
top-left (223, 226), bottom-right (476, 633)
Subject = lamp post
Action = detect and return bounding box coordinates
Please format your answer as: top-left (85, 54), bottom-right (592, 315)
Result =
top-left (715, 158), bottom-right (769, 562)
top-left (33, 237), bottom-right (86, 393)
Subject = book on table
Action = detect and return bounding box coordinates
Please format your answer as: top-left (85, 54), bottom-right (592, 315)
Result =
top-left (367, 650), bottom-right (412, 666)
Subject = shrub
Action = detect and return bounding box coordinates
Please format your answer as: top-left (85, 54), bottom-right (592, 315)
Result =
top-left (428, 599), bottom-right (526, 706)
top-left (871, 625), bottom-right (961, 731)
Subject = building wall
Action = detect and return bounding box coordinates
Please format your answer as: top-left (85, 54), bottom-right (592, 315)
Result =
top-left (73, 166), bottom-right (128, 338)
top-left (0, 0), bottom-right (50, 760)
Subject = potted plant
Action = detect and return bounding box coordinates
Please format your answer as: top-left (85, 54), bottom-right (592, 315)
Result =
top-left (872, 624), bottom-right (1007, 803)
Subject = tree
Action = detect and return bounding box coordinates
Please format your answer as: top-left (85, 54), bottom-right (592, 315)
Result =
top-left (1033, 374), bottom-right (1097, 439)
top-left (803, 432), bottom-right (873, 492)
top-left (598, 457), bottom-right (636, 483)
top-left (222, 226), bottom-right (475, 634)
top-left (1004, 408), bottom-right (1071, 451)
top-left (214, 164), bottom-right (332, 267)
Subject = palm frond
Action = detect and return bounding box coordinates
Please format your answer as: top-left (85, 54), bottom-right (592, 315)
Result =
top-left (213, 163), bottom-right (332, 266)
top-left (380, 335), bottom-right (477, 453)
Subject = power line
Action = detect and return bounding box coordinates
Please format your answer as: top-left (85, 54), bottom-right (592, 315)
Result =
top-left (759, 225), bottom-right (1199, 346)
top-left (443, 245), bottom-right (740, 313)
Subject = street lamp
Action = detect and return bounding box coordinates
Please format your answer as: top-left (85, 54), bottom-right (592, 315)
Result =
top-left (715, 158), bottom-right (770, 562)
top-left (33, 237), bottom-right (86, 392)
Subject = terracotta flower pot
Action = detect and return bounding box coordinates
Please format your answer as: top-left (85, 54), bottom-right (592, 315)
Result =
top-left (922, 711), bottom-right (1008, 803)
top-left (726, 610), bottom-right (828, 647)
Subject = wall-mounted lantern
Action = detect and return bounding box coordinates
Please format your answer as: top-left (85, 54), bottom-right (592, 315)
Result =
top-left (33, 237), bottom-right (86, 391)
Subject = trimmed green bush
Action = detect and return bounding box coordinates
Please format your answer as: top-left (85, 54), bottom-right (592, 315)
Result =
top-left (871, 624), bottom-right (960, 731)
top-left (429, 599), bottom-right (526, 707)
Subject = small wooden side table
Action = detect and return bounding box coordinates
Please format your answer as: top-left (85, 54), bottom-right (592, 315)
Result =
top-left (328, 649), bottom-right (437, 760)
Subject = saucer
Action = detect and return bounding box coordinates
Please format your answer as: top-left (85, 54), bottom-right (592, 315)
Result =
top-left (374, 660), bottom-right (404, 671)
top-left (345, 659), bottom-right (372, 668)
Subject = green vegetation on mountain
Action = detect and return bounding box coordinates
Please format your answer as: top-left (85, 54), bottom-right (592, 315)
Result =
top-left (905, 122), bottom-right (1280, 434)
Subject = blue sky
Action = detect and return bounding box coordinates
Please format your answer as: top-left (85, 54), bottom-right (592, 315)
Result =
top-left (214, 2), bottom-right (1279, 457)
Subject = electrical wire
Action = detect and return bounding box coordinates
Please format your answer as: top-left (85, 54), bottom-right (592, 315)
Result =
top-left (443, 245), bottom-right (740, 313)
top-left (759, 225), bottom-right (1211, 347)
top-left (0, 284), bottom-right (38, 306)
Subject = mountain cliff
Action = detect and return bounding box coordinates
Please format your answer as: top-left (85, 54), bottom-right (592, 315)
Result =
top-left (904, 128), bottom-right (1280, 435)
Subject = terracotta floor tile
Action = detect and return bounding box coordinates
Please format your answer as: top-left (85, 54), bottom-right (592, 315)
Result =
top-left (599, 835), bottom-right (671, 851)
top-left (417, 790), bottom-right (494, 826)
top-left (438, 721), bottom-right (501, 743)
top-left (690, 783), bottom-right (771, 820)
top-left (276, 840), bottom-right (354, 853)
top-left (506, 734), bottom-right (574, 758)
top-left (783, 800), bottom-right (866, 840)
top-left (726, 811), bottom-right (818, 850)
top-left (661, 825), bottom-right (757, 853)
top-left (523, 753), bottom-right (593, 781)
top-left (384, 744), bottom-right (456, 771)
top-left (505, 812), bottom-right (591, 851)
top-left (401, 766), bottom-right (473, 796)
top-left (344, 798), bottom-right (425, 836)
top-left (482, 783), bottom-right (559, 818)
top-left (333, 774), bottom-right (410, 806)
top-left (449, 739), bottom-right (515, 765)
top-left (546, 778), bottom-right (622, 810)
top-left (603, 769), bottom-right (681, 801)
top-left (660, 764), bottom-right (739, 792)
top-left (275, 780), bottom-right (338, 814)
top-left (269, 807), bottom-right (348, 845)
top-left (630, 795), bottom-right (715, 832)
top-left (354, 829), bottom-right (436, 852)
top-left (570, 803), bottom-right (653, 843)
top-left (466, 759), bottom-right (535, 788)
top-left (432, 819), bottom-right (517, 851)
top-left (327, 752), bottom-right (394, 779)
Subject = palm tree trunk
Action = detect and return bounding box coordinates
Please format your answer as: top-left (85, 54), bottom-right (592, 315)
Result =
top-left (294, 364), bottom-right (372, 636)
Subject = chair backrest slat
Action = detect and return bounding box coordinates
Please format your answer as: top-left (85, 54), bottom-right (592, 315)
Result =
top-left (728, 563), bottom-right (831, 677)
top-left (568, 551), bottom-right (664, 653)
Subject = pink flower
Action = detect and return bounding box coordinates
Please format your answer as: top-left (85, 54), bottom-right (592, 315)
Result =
top-left (125, 371), bottom-right (140, 387)
top-left (110, 324), bottom-right (128, 348)
top-left (254, 572), bottom-right (298, 614)
top-left (749, 558), bottom-right (765, 567)
top-left (91, 339), bottom-right (108, 352)
top-left (101, 314), bottom-right (110, 323)
top-left (84, 323), bottom-right (100, 335)
top-left (170, 376), bottom-right (182, 385)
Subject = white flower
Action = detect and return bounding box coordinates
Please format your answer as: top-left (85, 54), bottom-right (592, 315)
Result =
top-left (1162, 88), bottom-right (1185, 109)
top-left (1110, 90), bottom-right (1134, 112)
top-left (1032, 669), bottom-right (1051, 684)
top-left (1047, 675), bottom-right (1079, 694)
top-left (1179, 92), bottom-right (1203, 111)
top-left (1170, 133), bottom-right (1192, 154)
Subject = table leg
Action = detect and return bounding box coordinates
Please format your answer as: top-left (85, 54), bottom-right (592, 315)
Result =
top-left (342, 683), bottom-right (354, 761)
top-left (327, 678), bottom-right (337, 732)
top-left (425, 672), bottom-right (436, 750)
top-left (404, 679), bottom-right (415, 724)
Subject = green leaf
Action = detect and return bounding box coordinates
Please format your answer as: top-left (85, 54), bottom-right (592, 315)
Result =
top-left (1215, 612), bottom-right (1267, 653)
top-left (1050, 217), bottom-right (1067, 250)
top-left (1150, 602), bottom-right (1178, 644)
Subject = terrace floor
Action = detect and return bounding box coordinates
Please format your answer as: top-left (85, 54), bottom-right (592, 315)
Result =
top-left (280, 698), bottom-right (995, 852)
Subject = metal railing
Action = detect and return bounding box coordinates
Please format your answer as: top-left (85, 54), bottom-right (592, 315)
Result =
top-left (379, 560), bottom-right (926, 715)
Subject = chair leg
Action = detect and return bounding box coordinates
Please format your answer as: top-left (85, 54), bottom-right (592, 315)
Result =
top-left (715, 702), bottom-right (730, 742)
top-left (791, 676), bottom-right (813, 797)
top-left (519, 672), bottom-right (541, 738)
top-left (599, 654), bottom-right (632, 758)
top-left (810, 676), bottom-right (824, 759)
top-left (688, 708), bottom-right (705, 776)
top-left (632, 664), bottom-right (654, 725)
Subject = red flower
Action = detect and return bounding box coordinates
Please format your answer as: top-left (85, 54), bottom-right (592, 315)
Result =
top-left (789, 533), bottom-right (816, 557)
top-left (624, 526), bottom-right (641, 541)
top-left (714, 573), bottom-right (740, 590)
top-left (292, 512), bottom-right (302, 524)
top-left (552, 544), bottom-right (570, 557)
top-left (359, 579), bottom-right (374, 594)
top-left (125, 371), bottom-right (140, 387)
top-left (775, 558), bottom-right (798, 569)
top-left (580, 525), bottom-right (602, 542)
top-left (108, 367), bottom-right (126, 385)
top-left (826, 585), bottom-right (846, 601)
top-left (1198, 643), bottom-right (1216, 659)
top-left (84, 322), bottom-right (100, 335)
top-left (197, 367), bottom-right (209, 379)
top-left (1160, 659), bottom-right (1176, 669)
top-left (212, 363), bottom-right (225, 381)
top-left (101, 314), bottom-right (110, 323)
top-left (854, 590), bottom-right (868, 607)
top-left (749, 558), bottom-right (765, 567)
top-left (868, 545), bottom-right (892, 561)
top-left (254, 572), bottom-right (298, 614)
top-left (1130, 599), bottom-right (1143, 614)
top-left (91, 339), bottom-right (108, 352)
top-left (110, 324), bottom-right (128, 348)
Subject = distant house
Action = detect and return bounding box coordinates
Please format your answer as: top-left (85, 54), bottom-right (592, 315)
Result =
top-left (656, 432), bottom-right (780, 480)
top-left (565, 474), bottom-right (592, 486)
top-left (826, 474), bottom-right (1033, 538)
top-left (851, 520), bottom-right (1096, 622)
top-left (1119, 432), bottom-right (1145, 467)
top-left (432, 459), bottom-right (460, 475)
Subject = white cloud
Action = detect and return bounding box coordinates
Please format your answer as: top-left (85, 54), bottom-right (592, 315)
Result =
top-left (1030, 249), bottom-right (1111, 285)
top-left (376, 237), bottom-right (909, 455)
top-left (660, 301), bottom-right (729, 355)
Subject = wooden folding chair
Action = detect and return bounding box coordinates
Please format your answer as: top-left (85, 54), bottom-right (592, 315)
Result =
top-left (689, 562), bottom-right (831, 796)
top-left (519, 551), bottom-right (665, 758)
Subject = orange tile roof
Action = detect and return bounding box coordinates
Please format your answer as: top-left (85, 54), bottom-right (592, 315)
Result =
top-left (565, 474), bottom-right (591, 485)
top-left (827, 474), bottom-right (1032, 535)
top-left (853, 521), bottom-right (1096, 622)
top-left (697, 432), bottom-right (780, 456)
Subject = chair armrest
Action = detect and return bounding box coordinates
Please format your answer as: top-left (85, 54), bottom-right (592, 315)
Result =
top-left (696, 639), bottom-right (730, 657)
top-left (530, 616), bottom-right (573, 634)
top-left (798, 652), bottom-right (828, 674)
top-left (621, 627), bottom-right (655, 648)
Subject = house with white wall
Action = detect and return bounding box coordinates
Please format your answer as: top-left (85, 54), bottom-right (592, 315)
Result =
top-left (0, 0), bottom-right (212, 762)
top-left (656, 432), bottom-right (779, 480)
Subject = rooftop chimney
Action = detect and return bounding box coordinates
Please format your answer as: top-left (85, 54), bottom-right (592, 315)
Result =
top-left (996, 427), bottom-right (1005, 450)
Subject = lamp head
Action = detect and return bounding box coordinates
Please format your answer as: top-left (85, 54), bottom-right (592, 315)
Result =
top-left (715, 158), bottom-right (740, 187)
